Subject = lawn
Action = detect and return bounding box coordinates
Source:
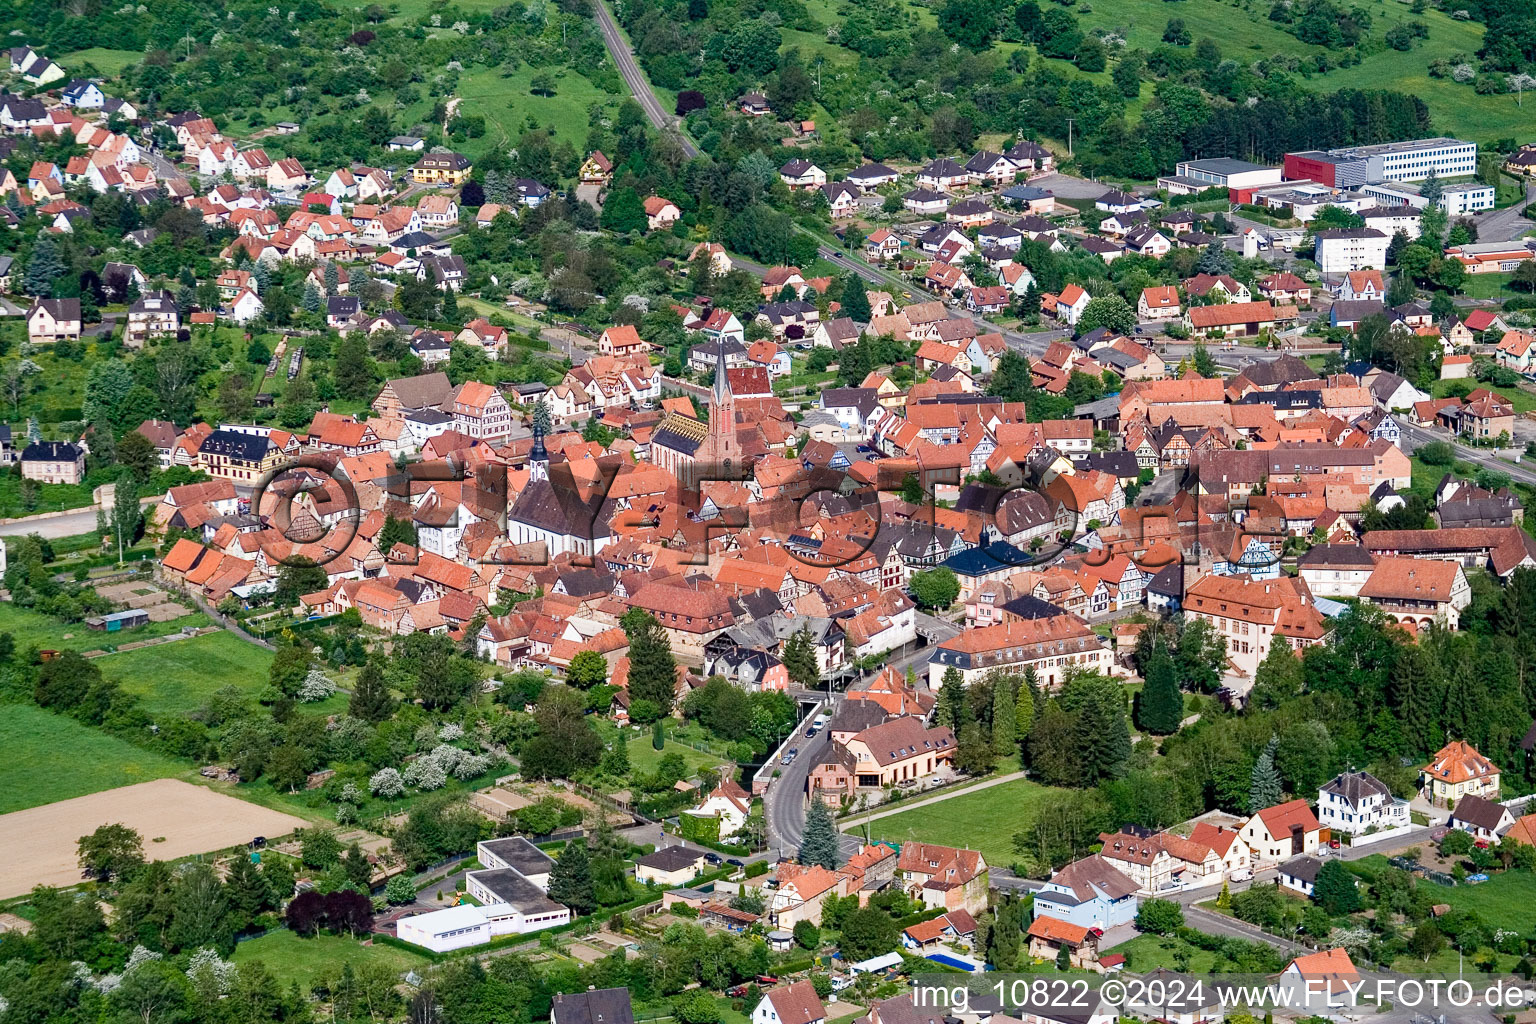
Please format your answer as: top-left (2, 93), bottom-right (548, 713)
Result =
top-left (232, 928), bottom-right (433, 987)
top-left (860, 776), bottom-right (1064, 868)
top-left (63, 47), bottom-right (142, 77)
top-left (98, 631), bottom-right (275, 716)
top-left (1105, 932), bottom-right (1224, 973)
top-left (598, 720), bottom-right (735, 782)
top-left (1417, 868), bottom-right (1536, 933)
top-left (455, 64), bottom-right (616, 155)
top-left (1431, 377), bottom-right (1536, 414)
top-left (0, 704), bottom-right (184, 813)
top-left (1458, 272), bottom-right (1524, 301)
top-left (0, 603), bottom-right (212, 656)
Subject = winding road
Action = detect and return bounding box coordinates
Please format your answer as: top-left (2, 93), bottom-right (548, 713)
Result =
top-left (592, 1), bottom-right (697, 159)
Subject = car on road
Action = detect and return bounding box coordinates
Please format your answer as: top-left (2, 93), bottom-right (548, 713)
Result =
top-left (726, 858), bottom-right (744, 867)
top-left (703, 852), bottom-right (722, 865)
top-left (1229, 868), bottom-right (1253, 882)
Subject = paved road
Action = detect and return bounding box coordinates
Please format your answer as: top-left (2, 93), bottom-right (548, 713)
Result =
top-left (593, 1), bottom-right (697, 159)
top-left (1474, 183), bottom-right (1536, 243)
top-left (0, 496), bottom-right (158, 539)
top-left (764, 711), bottom-right (843, 859)
top-left (1401, 422), bottom-right (1536, 486)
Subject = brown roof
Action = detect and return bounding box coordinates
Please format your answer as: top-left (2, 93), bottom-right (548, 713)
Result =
top-left (1423, 740), bottom-right (1498, 785)
top-left (765, 981), bottom-right (826, 1024)
top-left (1187, 301), bottom-right (1294, 329)
top-left (849, 717), bottom-right (955, 767)
top-left (1046, 855), bottom-right (1138, 901)
top-left (1027, 914), bottom-right (1090, 945)
top-left (1253, 799), bottom-right (1321, 838)
top-left (1358, 557), bottom-right (1459, 603)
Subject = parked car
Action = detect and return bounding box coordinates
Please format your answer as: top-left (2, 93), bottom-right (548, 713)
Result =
top-left (726, 986), bottom-right (749, 998)
top-left (1228, 868), bottom-right (1253, 882)
top-left (726, 858), bottom-right (745, 868)
top-left (704, 852), bottom-right (722, 865)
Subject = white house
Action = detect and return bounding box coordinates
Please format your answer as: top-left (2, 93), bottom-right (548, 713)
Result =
top-left (227, 288), bottom-right (264, 324)
top-left (1315, 228), bottom-right (1390, 273)
top-left (1277, 854), bottom-right (1323, 898)
top-left (395, 897), bottom-right (569, 953)
top-left (752, 981), bottom-right (826, 1024)
top-left (1448, 794), bottom-right (1515, 843)
top-left (683, 778), bottom-right (751, 840)
top-left (1316, 771), bottom-right (1409, 836)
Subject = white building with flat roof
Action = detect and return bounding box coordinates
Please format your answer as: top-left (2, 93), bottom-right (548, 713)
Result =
top-left (395, 899), bottom-right (570, 953)
top-left (1173, 158), bottom-right (1284, 190)
top-left (1360, 179), bottom-right (1495, 216)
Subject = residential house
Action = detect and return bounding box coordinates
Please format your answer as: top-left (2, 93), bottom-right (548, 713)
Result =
top-left (411, 152), bottom-right (472, 185)
top-left (1420, 740), bottom-right (1500, 807)
top-left (1032, 855), bottom-right (1140, 931)
top-left (20, 440), bottom-right (85, 484)
top-left (1317, 771), bottom-right (1409, 837)
top-left (1240, 799), bottom-right (1322, 865)
top-left (1449, 794), bottom-right (1515, 843)
top-left (26, 297), bottom-right (82, 344)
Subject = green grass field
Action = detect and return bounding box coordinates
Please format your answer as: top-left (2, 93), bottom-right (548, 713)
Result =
top-left (599, 720), bottom-right (734, 781)
top-left (860, 777), bottom-right (1063, 868)
top-left (232, 928), bottom-right (433, 987)
top-left (98, 631), bottom-right (275, 716)
top-left (0, 704), bottom-right (184, 813)
top-left (1107, 932), bottom-right (1225, 973)
top-left (63, 47), bottom-right (142, 78)
top-left (456, 64), bottom-right (615, 155)
top-left (0, 603), bottom-right (213, 656)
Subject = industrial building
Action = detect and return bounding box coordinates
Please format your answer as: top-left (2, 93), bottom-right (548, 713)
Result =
top-left (1283, 138), bottom-right (1477, 187)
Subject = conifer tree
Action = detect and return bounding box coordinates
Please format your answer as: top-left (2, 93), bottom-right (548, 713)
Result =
top-left (937, 665), bottom-right (968, 730)
top-left (799, 799), bottom-right (841, 869)
top-left (548, 838), bottom-right (596, 915)
top-left (1250, 736), bottom-right (1283, 811)
top-left (348, 659), bottom-right (395, 723)
top-left (1135, 643), bottom-right (1183, 735)
top-left (991, 673), bottom-right (1015, 755)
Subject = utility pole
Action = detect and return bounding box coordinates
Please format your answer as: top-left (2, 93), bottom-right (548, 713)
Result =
top-left (1065, 118), bottom-right (1076, 158)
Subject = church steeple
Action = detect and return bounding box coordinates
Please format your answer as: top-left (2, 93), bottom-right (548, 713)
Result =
top-left (702, 336), bottom-right (736, 475)
top-left (528, 418), bottom-right (548, 482)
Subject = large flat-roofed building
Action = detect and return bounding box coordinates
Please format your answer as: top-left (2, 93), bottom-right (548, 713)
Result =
top-left (1172, 157), bottom-right (1283, 190)
top-left (1360, 179), bottom-right (1495, 216)
top-left (463, 868), bottom-right (571, 928)
top-left (1284, 137), bottom-right (1476, 187)
top-left (476, 837), bottom-right (555, 889)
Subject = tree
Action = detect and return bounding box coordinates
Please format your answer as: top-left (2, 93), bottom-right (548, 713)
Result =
top-left (117, 430), bottom-right (159, 483)
top-left (77, 823), bottom-right (144, 884)
top-left (385, 874), bottom-right (417, 904)
top-left (1076, 295), bottom-right (1136, 335)
top-left (955, 721), bottom-right (996, 775)
top-left (24, 236), bottom-right (65, 296)
top-left (794, 920), bottom-right (821, 949)
top-left (622, 609), bottom-right (677, 718)
top-left (1192, 342), bottom-right (1217, 377)
top-left (600, 187), bottom-right (648, 234)
top-left (333, 333), bottom-right (376, 400)
top-left (991, 673), bottom-right (1016, 754)
top-left (909, 567), bottom-right (960, 610)
top-left (841, 274), bottom-right (871, 323)
top-left (567, 649), bottom-right (608, 688)
top-left (348, 659), bottom-right (396, 722)
top-left (108, 470), bottom-right (143, 558)
top-left (1135, 642), bottom-right (1183, 734)
top-left (782, 626), bottom-right (820, 690)
top-left (938, 0), bottom-right (999, 49)
top-left (548, 839), bottom-right (596, 915)
top-left (800, 800), bottom-right (841, 869)
top-left (1250, 737), bottom-right (1283, 810)
top-left (274, 556), bottom-right (327, 606)
top-left (937, 665), bottom-right (968, 730)
top-left (1312, 859), bottom-right (1361, 914)
top-left (1409, 922), bottom-right (1445, 961)
top-left (223, 853), bottom-right (271, 929)
top-left (1195, 240), bottom-right (1234, 276)
top-left (1135, 898), bottom-right (1185, 934)
top-left (111, 960), bottom-right (192, 1024)
top-left (1015, 669), bottom-right (1037, 744)
top-left (838, 905), bottom-right (899, 960)
top-left (1163, 17), bottom-right (1191, 44)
